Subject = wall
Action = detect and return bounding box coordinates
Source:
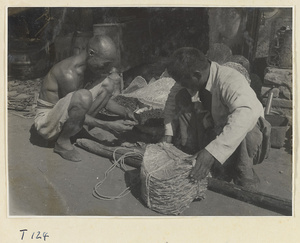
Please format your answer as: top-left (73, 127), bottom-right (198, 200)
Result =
top-left (208, 8), bottom-right (248, 55)
top-left (255, 8), bottom-right (292, 59)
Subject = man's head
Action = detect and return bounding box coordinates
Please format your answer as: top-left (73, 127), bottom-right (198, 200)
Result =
top-left (167, 47), bottom-right (210, 90)
top-left (87, 35), bottom-right (119, 74)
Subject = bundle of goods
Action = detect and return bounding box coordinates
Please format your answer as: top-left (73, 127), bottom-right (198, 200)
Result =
top-left (206, 43), bottom-right (232, 65)
top-left (122, 76), bottom-right (148, 94)
top-left (140, 143), bottom-right (208, 215)
top-left (121, 77), bottom-right (175, 110)
top-left (134, 107), bottom-right (164, 126)
top-left (112, 95), bottom-right (140, 112)
top-left (112, 76), bottom-right (148, 112)
top-left (114, 76), bottom-right (175, 110)
top-left (222, 62), bottom-right (251, 84)
top-left (8, 78), bottom-right (42, 118)
top-left (227, 55), bottom-right (250, 73)
top-left (113, 77), bottom-right (175, 128)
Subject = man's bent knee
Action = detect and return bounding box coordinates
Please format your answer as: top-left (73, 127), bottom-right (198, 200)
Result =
top-left (70, 89), bottom-right (93, 111)
top-left (244, 125), bottom-right (263, 159)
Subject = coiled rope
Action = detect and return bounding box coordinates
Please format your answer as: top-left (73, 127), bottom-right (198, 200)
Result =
top-left (93, 147), bottom-right (144, 200)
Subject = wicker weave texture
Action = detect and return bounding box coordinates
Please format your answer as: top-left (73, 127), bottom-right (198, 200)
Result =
top-left (140, 143), bottom-right (207, 215)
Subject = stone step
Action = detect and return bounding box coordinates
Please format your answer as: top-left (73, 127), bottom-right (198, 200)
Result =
top-left (264, 67), bottom-right (292, 89)
top-left (279, 86), bottom-right (292, 100)
top-left (262, 97), bottom-right (293, 109)
top-left (261, 86), bottom-right (292, 100)
top-left (261, 86), bottom-right (279, 98)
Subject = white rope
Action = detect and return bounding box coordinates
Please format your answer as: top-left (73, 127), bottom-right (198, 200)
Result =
top-left (93, 147), bottom-right (144, 201)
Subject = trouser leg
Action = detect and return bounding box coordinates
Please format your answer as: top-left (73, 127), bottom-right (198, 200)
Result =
top-left (232, 123), bottom-right (263, 187)
top-left (172, 89), bottom-right (208, 154)
top-left (211, 122), bottom-right (264, 187)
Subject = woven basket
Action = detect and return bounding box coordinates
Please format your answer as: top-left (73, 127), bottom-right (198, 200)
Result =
top-left (140, 143), bottom-right (207, 215)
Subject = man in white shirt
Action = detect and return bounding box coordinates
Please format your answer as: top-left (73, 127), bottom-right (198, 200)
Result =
top-left (162, 47), bottom-right (271, 189)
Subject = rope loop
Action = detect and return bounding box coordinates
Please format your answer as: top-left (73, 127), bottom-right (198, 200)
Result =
top-left (93, 147), bottom-right (144, 201)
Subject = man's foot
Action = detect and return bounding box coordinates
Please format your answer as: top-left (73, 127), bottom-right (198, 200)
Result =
top-left (233, 169), bottom-right (260, 190)
top-left (54, 143), bottom-right (82, 162)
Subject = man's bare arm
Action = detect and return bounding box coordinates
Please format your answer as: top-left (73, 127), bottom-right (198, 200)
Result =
top-left (84, 114), bottom-right (136, 133)
top-left (106, 99), bottom-right (137, 121)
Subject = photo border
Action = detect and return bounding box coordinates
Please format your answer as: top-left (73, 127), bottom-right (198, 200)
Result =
top-left (1, 1), bottom-right (298, 242)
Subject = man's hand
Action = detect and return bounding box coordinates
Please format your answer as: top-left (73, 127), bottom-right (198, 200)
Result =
top-left (160, 135), bottom-right (173, 143)
top-left (125, 108), bottom-right (138, 122)
top-left (108, 120), bottom-right (138, 133)
top-left (189, 149), bottom-right (215, 182)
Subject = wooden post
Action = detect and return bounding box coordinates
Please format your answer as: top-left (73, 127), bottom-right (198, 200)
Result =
top-left (207, 177), bottom-right (292, 216)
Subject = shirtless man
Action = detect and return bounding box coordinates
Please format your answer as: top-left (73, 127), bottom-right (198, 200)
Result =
top-left (34, 35), bottom-right (137, 162)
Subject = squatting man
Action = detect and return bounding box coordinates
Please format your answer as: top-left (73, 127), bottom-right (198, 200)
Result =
top-left (34, 35), bottom-right (137, 162)
top-left (162, 47), bottom-right (271, 189)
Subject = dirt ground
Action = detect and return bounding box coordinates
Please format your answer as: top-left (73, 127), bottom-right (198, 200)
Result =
top-left (7, 112), bottom-right (293, 216)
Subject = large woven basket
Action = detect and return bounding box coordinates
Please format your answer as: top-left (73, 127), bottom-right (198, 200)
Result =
top-left (140, 143), bottom-right (207, 215)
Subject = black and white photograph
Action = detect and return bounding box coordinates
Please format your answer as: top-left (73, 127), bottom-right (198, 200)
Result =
top-left (6, 6), bottom-right (293, 219)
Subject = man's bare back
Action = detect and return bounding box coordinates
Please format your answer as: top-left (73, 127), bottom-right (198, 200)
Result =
top-left (39, 52), bottom-right (87, 105)
top-left (35, 35), bottom-right (137, 162)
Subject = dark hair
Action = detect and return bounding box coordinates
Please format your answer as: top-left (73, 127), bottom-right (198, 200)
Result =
top-left (167, 47), bottom-right (209, 82)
